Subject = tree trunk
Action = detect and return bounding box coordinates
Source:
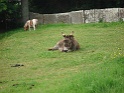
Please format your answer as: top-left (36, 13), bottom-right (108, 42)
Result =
top-left (21, 0), bottom-right (29, 24)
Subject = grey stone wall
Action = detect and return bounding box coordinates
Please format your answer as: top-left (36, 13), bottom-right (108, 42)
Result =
top-left (56, 13), bottom-right (71, 23)
top-left (103, 8), bottom-right (119, 22)
top-left (70, 10), bottom-right (84, 24)
top-left (30, 8), bottom-right (124, 24)
top-left (43, 14), bottom-right (57, 24)
top-left (94, 9), bottom-right (104, 23)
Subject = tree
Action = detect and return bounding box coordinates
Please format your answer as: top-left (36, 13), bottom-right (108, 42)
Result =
top-left (0, 0), bottom-right (7, 12)
top-left (0, 0), bottom-right (22, 31)
top-left (0, 0), bottom-right (29, 31)
top-left (21, 0), bottom-right (29, 24)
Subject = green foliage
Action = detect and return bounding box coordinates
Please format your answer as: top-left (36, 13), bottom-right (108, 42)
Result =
top-left (0, 22), bottom-right (124, 93)
top-left (0, 0), bottom-right (21, 30)
top-left (0, 0), bottom-right (7, 12)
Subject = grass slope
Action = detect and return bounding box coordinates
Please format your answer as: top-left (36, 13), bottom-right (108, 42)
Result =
top-left (0, 22), bottom-right (124, 93)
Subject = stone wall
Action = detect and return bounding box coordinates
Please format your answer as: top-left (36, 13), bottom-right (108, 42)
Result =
top-left (30, 8), bottom-right (124, 24)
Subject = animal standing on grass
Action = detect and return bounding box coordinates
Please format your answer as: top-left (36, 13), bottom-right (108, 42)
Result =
top-left (48, 31), bottom-right (80, 52)
top-left (24, 19), bottom-right (38, 31)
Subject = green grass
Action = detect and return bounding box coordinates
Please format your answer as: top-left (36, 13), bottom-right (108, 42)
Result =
top-left (0, 22), bottom-right (124, 93)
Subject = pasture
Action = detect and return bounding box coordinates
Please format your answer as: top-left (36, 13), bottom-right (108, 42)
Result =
top-left (0, 22), bottom-right (124, 93)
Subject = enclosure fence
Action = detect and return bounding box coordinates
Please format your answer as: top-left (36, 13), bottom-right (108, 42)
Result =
top-left (30, 8), bottom-right (124, 24)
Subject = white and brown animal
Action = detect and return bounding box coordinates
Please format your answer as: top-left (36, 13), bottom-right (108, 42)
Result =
top-left (48, 32), bottom-right (80, 52)
top-left (24, 19), bottom-right (38, 31)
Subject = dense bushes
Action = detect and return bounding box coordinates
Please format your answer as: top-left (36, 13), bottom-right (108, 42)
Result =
top-left (0, 0), bottom-right (21, 32)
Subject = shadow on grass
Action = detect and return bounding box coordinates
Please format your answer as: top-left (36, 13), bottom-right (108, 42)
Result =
top-left (0, 28), bottom-right (24, 40)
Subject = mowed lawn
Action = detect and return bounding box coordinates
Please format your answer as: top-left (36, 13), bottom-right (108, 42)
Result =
top-left (0, 22), bottom-right (124, 93)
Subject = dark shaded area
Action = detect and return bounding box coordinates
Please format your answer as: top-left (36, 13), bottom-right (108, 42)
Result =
top-left (0, 0), bottom-right (22, 33)
top-left (29, 0), bottom-right (124, 14)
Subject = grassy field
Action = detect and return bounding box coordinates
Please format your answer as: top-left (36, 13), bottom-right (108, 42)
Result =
top-left (0, 22), bottom-right (124, 93)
